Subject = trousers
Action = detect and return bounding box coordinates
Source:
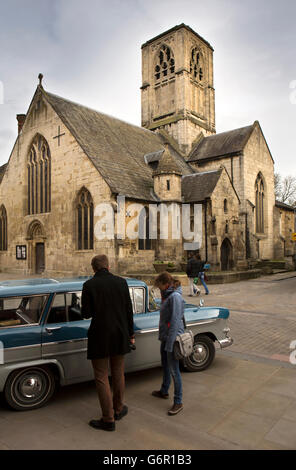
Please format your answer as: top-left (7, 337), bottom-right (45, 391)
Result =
top-left (91, 355), bottom-right (125, 422)
top-left (160, 342), bottom-right (183, 405)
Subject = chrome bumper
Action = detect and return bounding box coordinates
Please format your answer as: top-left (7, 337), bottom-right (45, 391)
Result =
top-left (218, 337), bottom-right (233, 349)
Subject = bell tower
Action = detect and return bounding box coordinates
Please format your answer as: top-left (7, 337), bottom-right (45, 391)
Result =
top-left (141, 24), bottom-right (216, 155)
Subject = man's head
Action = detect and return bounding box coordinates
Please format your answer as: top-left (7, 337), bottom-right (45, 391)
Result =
top-left (91, 254), bottom-right (109, 273)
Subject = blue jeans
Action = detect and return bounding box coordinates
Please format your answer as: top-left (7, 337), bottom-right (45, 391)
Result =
top-left (160, 342), bottom-right (183, 404)
top-left (198, 272), bottom-right (209, 294)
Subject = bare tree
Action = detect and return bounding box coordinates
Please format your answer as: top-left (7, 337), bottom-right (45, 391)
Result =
top-left (275, 173), bottom-right (296, 207)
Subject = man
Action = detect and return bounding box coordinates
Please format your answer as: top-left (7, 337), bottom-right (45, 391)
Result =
top-left (82, 254), bottom-right (135, 432)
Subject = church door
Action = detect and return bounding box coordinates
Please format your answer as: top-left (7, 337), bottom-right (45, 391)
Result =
top-left (35, 243), bottom-right (45, 274)
top-left (220, 238), bottom-right (233, 271)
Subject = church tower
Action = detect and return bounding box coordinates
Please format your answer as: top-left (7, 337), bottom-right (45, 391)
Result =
top-left (141, 24), bottom-right (216, 155)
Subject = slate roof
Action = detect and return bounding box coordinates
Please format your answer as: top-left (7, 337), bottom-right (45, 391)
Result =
top-left (275, 200), bottom-right (295, 212)
top-left (43, 89), bottom-right (192, 201)
top-left (0, 164), bottom-right (7, 184)
top-left (182, 169), bottom-right (222, 202)
top-left (153, 146), bottom-right (182, 176)
top-left (188, 125), bottom-right (254, 162)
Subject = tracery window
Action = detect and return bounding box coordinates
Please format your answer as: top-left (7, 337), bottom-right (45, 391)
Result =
top-left (28, 135), bottom-right (51, 214)
top-left (0, 205), bottom-right (7, 251)
top-left (155, 45), bottom-right (175, 82)
top-left (76, 188), bottom-right (94, 250)
top-left (190, 47), bottom-right (203, 82)
top-left (255, 174), bottom-right (264, 233)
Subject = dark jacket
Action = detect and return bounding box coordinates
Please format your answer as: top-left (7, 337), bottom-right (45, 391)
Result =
top-left (158, 286), bottom-right (185, 352)
top-left (186, 258), bottom-right (205, 278)
top-left (81, 269), bottom-right (134, 359)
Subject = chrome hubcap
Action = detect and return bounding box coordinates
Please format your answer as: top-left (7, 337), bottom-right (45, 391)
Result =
top-left (20, 376), bottom-right (43, 399)
top-left (191, 343), bottom-right (209, 364)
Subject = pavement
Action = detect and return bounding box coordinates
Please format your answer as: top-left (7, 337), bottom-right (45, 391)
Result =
top-left (0, 271), bottom-right (295, 450)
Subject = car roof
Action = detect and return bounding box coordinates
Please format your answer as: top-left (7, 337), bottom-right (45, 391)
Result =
top-left (0, 276), bottom-right (146, 297)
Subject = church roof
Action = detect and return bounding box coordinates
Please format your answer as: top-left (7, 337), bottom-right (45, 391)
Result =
top-left (152, 146), bottom-right (182, 176)
top-left (182, 169), bottom-right (222, 202)
top-left (43, 89), bottom-right (192, 201)
top-left (188, 124), bottom-right (254, 162)
top-left (275, 200), bottom-right (295, 212)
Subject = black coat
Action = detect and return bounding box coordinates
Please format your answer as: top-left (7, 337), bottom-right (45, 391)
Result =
top-left (186, 258), bottom-right (205, 278)
top-left (81, 269), bottom-right (134, 359)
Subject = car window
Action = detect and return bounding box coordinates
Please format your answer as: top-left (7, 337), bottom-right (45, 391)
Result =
top-left (133, 288), bottom-right (145, 314)
top-left (47, 292), bottom-right (83, 324)
top-left (148, 289), bottom-right (159, 312)
top-left (0, 295), bottom-right (48, 327)
top-left (129, 288), bottom-right (135, 314)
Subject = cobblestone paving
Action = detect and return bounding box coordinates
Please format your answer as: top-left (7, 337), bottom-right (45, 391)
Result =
top-left (183, 273), bottom-right (296, 364)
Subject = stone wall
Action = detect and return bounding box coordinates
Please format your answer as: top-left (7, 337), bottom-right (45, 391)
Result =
top-left (243, 123), bottom-right (275, 259)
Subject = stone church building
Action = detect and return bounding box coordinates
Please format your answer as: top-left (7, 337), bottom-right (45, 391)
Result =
top-left (0, 24), bottom-right (293, 276)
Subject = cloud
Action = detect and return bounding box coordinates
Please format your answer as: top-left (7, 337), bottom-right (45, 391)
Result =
top-left (0, 0), bottom-right (295, 177)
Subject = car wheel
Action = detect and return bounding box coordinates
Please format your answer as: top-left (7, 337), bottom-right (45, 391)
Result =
top-left (4, 366), bottom-right (56, 411)
top-left (183, 334), bottom-right (215, 372)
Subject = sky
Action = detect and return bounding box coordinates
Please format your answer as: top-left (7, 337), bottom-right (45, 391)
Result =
top-left (0, 0), bottom-right (295, 176)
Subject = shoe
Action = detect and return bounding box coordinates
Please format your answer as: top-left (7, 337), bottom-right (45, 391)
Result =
top-left (205, 292), bottom-right (209, 295)
top-left (114, 405), bottom-right (128, 421)
top-left (168, 403), bottom-right (183, 415)
top-left (89, 419), bottom-right (115, 431)
top-left (152, 390), bottom-right (169, 399)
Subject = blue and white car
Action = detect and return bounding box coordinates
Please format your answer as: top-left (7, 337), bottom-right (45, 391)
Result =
top-left (0, 277), bottom-right (233, 411)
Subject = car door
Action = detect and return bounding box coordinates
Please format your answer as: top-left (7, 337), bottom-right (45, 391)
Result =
top-left (41, 292), bottom-right (93, 382)
top-left (0, 294), bottom-right (48, 365)
top-left (124, 287), bottom-right (161, 373)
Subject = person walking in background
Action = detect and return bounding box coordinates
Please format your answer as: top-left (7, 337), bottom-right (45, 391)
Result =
top-left (81, 254), bottom-right (135, 432)
top-left (152, 272), bottom-right (185, 416)
top-left (186, 252), bottom-right (209, 295)
top-left (196, 253), bottom-right (209, 295)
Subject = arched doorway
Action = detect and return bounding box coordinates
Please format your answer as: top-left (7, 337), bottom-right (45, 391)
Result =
top-left (220, 238), bottom-right (233, 271)
top-left (27, 220), bottom-right (46, 274)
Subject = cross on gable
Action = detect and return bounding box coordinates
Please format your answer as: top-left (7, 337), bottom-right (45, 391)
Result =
top-left (53, 126), bottom-right (65, 146)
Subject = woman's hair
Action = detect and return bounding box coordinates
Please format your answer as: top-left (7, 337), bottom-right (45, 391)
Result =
top-left (154, 272), bottom-right (181, 289)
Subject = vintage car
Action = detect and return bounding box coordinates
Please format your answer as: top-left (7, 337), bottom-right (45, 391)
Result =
top-left (0, 277), bottom-right (233, 411)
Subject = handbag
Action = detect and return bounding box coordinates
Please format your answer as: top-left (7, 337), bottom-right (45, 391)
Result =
top-left (173, 317), bottom-right (194, 360)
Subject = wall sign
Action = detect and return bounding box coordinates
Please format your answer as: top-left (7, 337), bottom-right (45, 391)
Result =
top-left (16, 245), bottom-right (27, 260)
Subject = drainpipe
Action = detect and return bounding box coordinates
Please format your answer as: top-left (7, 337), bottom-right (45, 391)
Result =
top-left (204, 199), bottom-right (208, 261)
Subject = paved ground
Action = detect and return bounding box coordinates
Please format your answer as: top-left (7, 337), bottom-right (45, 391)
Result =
top-left (187, 272), bottom-right (296, 364)
top-left (0, 271), bottom-right (295, 450)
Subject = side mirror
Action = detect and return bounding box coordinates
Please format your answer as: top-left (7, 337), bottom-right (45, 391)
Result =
top-left (199, 299), bottom-right (204, 307)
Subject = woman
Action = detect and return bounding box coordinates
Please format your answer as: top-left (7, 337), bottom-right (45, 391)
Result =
top-left (152, 272), bottom-right (185, 415)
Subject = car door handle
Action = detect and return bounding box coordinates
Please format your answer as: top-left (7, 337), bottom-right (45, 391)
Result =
top-left (45, 327), bottom-right (62, 334)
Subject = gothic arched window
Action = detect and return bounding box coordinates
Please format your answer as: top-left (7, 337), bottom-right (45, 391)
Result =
top-left (224, 199), bottom-right (228, 213)
top-left (255, 174), bottom-right (265, 233)
top-left (28, 134), bottom-right (51, 214)
top-left (0, 205), bottom-right (7, 251)
top-left (190, 47), bottom-right (204, 82)
top-left (76, 188), bottom-right (94, 250)
top-left (154, 45), bottom-right (175, 82)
